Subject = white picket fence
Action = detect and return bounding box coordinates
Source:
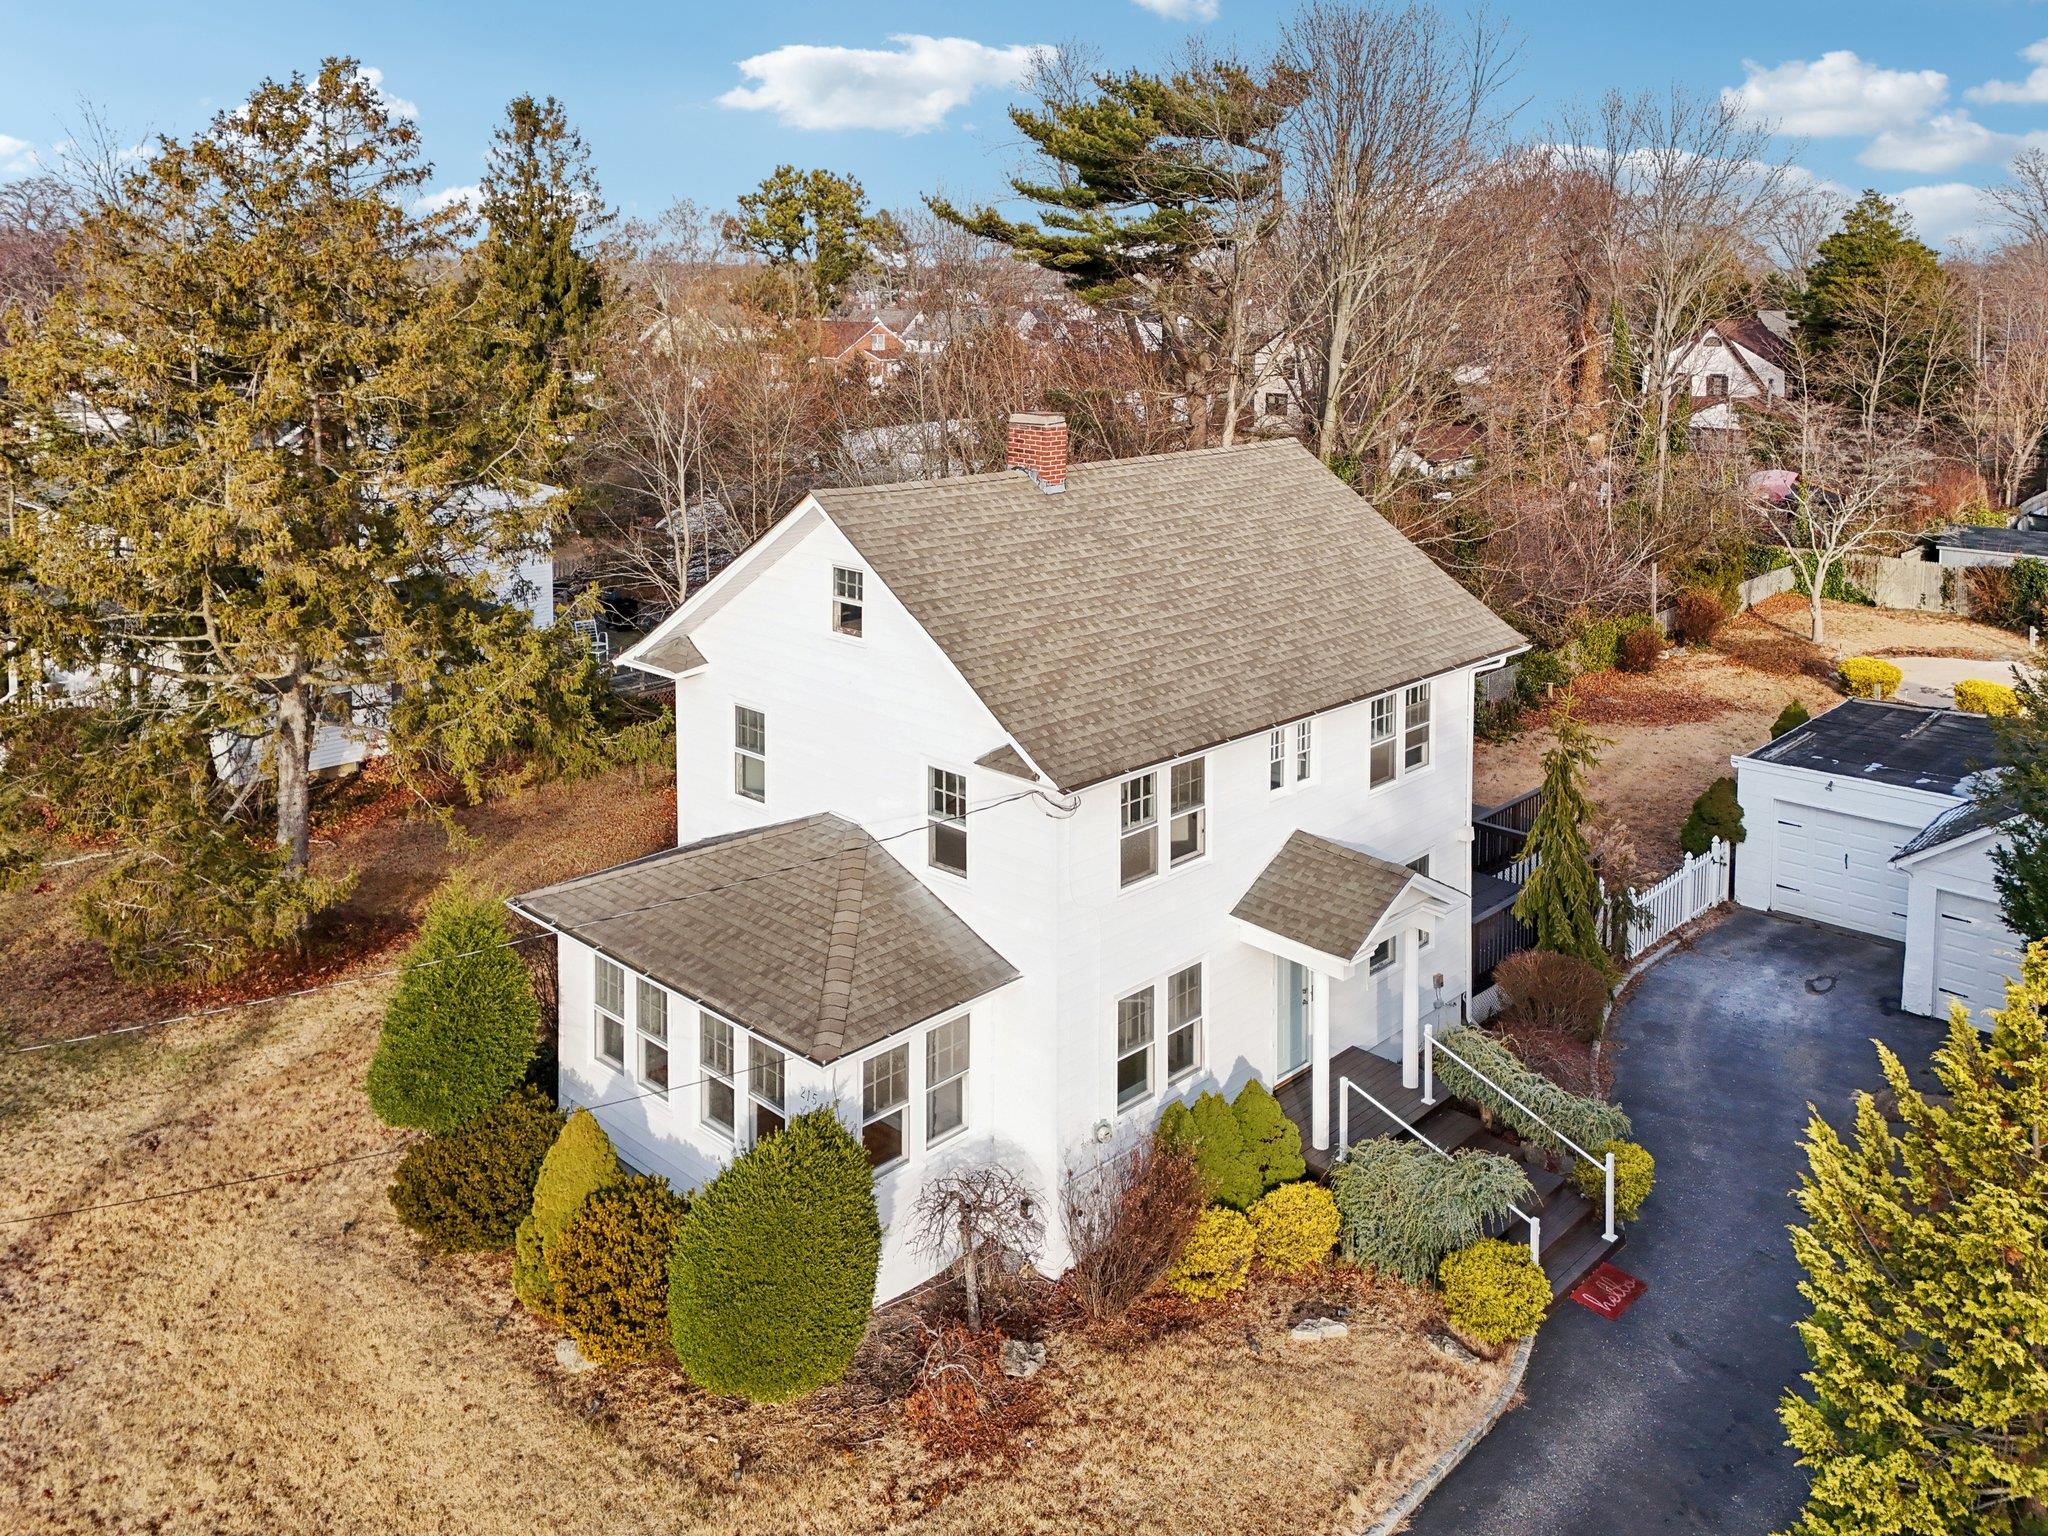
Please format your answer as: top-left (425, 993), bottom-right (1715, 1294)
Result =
top-left (1611, 839), bottom-right (1733, 961)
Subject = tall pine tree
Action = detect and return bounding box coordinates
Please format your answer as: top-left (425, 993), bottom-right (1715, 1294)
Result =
top-left (1780, 944), bottom-right (2048, 1535)
top-left (1512, 708), bottom-right (1609, 970)
top-left (729, 166), bottom-right (877, 316)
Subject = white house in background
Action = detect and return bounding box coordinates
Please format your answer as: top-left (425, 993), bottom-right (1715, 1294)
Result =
top-left (509, 412), bottom-right (1526, 1301)
top-left (1666, 311), bottom-right (1794, 438)
top-left (1731, 698), bottom-right (2027, 1023)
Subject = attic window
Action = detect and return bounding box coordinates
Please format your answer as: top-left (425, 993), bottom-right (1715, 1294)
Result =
top-left (832, 567), bottom-right (864, 637)
top-left (1706, 373), bottom-right (1729, 399)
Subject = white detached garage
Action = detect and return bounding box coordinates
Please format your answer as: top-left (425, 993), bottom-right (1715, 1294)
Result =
top-left (1733, 699), bottom-right (2024, 1026)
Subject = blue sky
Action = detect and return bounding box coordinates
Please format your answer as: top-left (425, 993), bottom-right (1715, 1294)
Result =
top-left (3, 1), bottom-right (2047, 247)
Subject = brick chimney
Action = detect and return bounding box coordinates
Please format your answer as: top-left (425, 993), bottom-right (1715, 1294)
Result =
top-left (1006, 411), bottom-right (1068, 493)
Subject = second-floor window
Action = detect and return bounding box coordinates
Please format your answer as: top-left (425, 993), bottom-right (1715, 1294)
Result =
top-left (928, 767), bottom-right (967, 876)
top-left (1370, 683), bottom-right (1433, 787)
top-left (734, 705), bottom-right (766, 802)
top-left (1168, 759), bottom-right (1206, 867)
top-left (832, 566), bottom-right (864, 637)
top-left (1369, 695), bottom-right (1398, 787)
top-left (1404, 683), bottom-right (1432, 771)
top-left (1705, 372), bottom-right (1729, 399)
top-left (1272, 720), bottom-right (1314, 790)
top-left (1119, 772), bottom-right (1157, 886)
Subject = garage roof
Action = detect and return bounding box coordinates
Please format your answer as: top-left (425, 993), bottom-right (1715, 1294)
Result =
top-left (1892, 795), bottom-right (2018, 862)
top-left (1749, 700), bottom-right (1999, 796)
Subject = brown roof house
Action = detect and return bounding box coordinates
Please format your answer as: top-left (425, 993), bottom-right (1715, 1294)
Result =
top-left (515, 412), bottom-right (1529, 1301)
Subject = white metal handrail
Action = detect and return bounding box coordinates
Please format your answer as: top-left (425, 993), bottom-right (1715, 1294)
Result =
top-left (1336, 1074), bottom-right (1541, 1266)
top-left (1425, 1031), bottom-right (1619, 1243)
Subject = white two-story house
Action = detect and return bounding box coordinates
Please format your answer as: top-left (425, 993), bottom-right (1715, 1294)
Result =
top-left (509, 414), bottom-right (1525, 1299)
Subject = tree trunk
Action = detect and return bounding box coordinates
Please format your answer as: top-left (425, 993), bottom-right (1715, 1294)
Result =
top-left (275, 680), bottom-right (315, 877)
top-left (1809, 580), bottom-right (1827, 644)
top-left (1318, 295), bottom-right (1356, 463)
top-left (960, 1214), bottom-right (981, 1333)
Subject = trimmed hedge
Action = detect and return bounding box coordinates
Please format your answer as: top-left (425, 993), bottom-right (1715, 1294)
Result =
top-left (1955, 678), bottom-right (2020, 717)
top-left (1571, 1138), bottom-right (1656, 1222)
top-left (1331, 1140), bottom-right (1532, 1284)
top-left (1838, 656), bottom-right (1903, 700)
top-left (1157, 1091), bottom-right (1261, 1211)
top-left (1679, 776), bottom-right (1746, 857)
top-left (1440, 1238), bottom-right (1549, 1345)
top-left (1166, 1205), bottom-right (1255, 1299)
top-left (667, 1109), bottom-right (880, 1402)
top-left (1247, 1182), bottom-right (1340, 1274)
top-left (366, 879), bottom-right (540, 1133)
top-left (514, 1108), bottom-right (624, 1316)
top-left (550, 1175), bottom-right (691, 1365)
top-left (1432, 1027), bottom-right (1630, 1163)
top-left (389, 1086), bottom-right (561, 1253)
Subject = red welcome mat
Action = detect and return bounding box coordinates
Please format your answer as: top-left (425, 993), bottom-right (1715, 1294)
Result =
top-left (1570, 1262), bottom-right (1647, 1320)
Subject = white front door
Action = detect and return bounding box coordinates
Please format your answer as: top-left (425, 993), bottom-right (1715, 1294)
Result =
top-left (1934, 892), bottom-right (2023, 1024)
top-left (1278, 960), bottom-right (1312, 1079)
top-left (1771, 803), bottom-right (1914, 940)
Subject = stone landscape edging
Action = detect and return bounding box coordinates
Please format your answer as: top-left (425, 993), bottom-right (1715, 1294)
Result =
top-left (1352, 1331), bottom-right (1536, 1536)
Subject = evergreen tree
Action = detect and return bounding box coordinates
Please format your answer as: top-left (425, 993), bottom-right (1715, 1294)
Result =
top-left (2, 60), bottom-right (558, 884)
top-left (1779, 943), bottom-right (2048, 1535)
top-left (1802, 191), bottom-right (1942, 344)
top-left (469, 94), bottom-right (609, 450)
top-left (1988, 668), bottom-right (2048, 943)
top-left (1512, 708), bottom-right (1609, 970)
top-left (1800, 190), bottom-right (1963, 418)
top-left (927, 61), bottom-right (1295, 444)
top-left (729, 166), bottom-right (877, 315)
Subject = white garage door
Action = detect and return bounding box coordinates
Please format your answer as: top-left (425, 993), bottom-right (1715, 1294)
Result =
top-left (1771, 804), bottom-right (1913, 940)
top-left (1934, 893), bottom-right (2023, 1023)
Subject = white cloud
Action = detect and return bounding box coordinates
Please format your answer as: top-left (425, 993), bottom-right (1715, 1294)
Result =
top-left (718, 34), bottom-right (1049, 134)
top-left (356, 66), bottom-right (418, 123)
top-left (1724, 50), bottom-right (1947, 136)
top-left (0, 134), bottom-right (38, 175)
top-left (1131, 0), bottom-right (1220, 19)
top-left (412, 183), bottom-right (482, 215)
top-left (1967, 37), bottom-right (2048, 106)
top-left (1895, 182), bottom-right (1994, 247)
top-left (1861, 110), bottom-right (2015, 173)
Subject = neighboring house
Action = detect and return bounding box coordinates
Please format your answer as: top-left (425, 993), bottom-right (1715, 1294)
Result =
top-left (1927, 521), bottom-right (2048, 571)
top-left (810, 317), bottom-right (908, 385)
top-left (1731, 699), bottom-right (2025, 1023)
top-left (1391, 422), bottom-right (1482, 480)
top-left (1665, 311), bottom-right (1794, 444)
top-left (509, 412), bottom-right (1525, 1300)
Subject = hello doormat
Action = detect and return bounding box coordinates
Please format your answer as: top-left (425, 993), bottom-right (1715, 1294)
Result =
top-left (1570, 1262), bottom-right (1647, 1320)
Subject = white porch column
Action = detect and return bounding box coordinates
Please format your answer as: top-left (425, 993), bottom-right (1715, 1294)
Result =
top-left (1309, 971), bottom-right (1331, 1152)
top-left (1401, 930), bottom-right (1422, 1089)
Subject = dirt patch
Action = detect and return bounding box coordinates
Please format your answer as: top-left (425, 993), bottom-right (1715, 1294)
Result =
top-left (1746, 592), bottom-right (2031, 661)
top-left (0, 972), bottom-right (1508, 1536)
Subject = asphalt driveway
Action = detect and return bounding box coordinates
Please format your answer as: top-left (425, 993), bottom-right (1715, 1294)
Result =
top-left (1406, 909), bottom-right (1946, 1536)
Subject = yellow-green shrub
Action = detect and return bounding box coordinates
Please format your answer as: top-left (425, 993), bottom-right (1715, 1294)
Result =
top-left (1247, 1182), bottom-right (1340, 1274)
top-left (513, 1108), bottom-right (625, 1316)
top-left (1954, 678), bottom-right (2020, 717)
top-left (1166, 1205), bottom-right (1255, 1300)
top-left (1439, 1238), bottom-right (1549, 1345)
top-left (1839, 656), bottom-right (1903, 700)
top-left (1570, 1139), bottom-right (1655, 1222)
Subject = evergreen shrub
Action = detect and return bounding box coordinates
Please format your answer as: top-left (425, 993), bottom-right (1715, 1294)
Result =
top-left (388, 1085), bottom-right (560, 1253)
top-left (1770, 699), bottom-right (1811, 738)
top-left (1233, 1079), bottom-right (1305, 1192)
top-left (513, 1108), bottom-right (624, 1315)
top-left (1679, 776), bottom-right (1746, 857)
top-left (1440, 1238), bottom-right (1549, 1345)
top-left (1331, 1141), bottom-right (1533, 1284)
top-left (366, 879), bottom-right (540, 1133)
top-left (1247, 1182), bottom-right (1341, 1274)
top-left (549, 1175), bottom-right (691, 1365)
top-left (1432, 1027), bottom-right (1631, 1161)
top-left (1838, 657), bottom-right (1903, 700)
top-left (1165, 1205), bottom-right (1255, 1299)
top-left (667, 1109), bottom-right (880, 1402)
top-left (1571, 1138), bottom-right (1656, 1222)
top-left (1954, 678), bottom-right (2020, 717)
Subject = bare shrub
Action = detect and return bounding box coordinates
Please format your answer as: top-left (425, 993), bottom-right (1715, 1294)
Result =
top-left (1616, 626), bottom-right (1663, 674)
top-left (911, 1164), bottom-right (1046, 1333)
top-left (1060, 1141), bottom-right (1205, 1323)
top-left (1671, 589), bottom-right (1727, 645)
top-left (1494, 950), bottom-right (1610, 1042)
top-left (900, 1323), bottom-right (1044, 1461)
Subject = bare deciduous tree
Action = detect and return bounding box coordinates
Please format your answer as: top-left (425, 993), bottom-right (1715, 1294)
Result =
top-left (912, 1164), bottom-right (1045, 1333)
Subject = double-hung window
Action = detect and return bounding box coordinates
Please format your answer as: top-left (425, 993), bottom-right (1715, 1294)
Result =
top-left (832, 566), bottom-right (864, 637)
top-left (1369, 694), bottom-right (1398, 787)
top-left (733, 706), bottom-right (766, 802)
top-left (1119, 773), bottom-right (1157, 886)
top-left (750, 1039), bottom-right (786, 1143)
top-left (1295, 720), bottom-right (1313, 782)
top-left (700, 1013), bottom-right (736, 1137)
top-left (862, 1045), bottom-right (910, 1169)
top-left (1268, 727), bottom-right (1288, 790)
top-left (1166, 963), bottom-right (1203, 1081)
top-left (1114, 988), bottom-right (1154, 1109)
top-left (593, 956), bottom-right (626, 1069)
top-left (635, 978), bottom-right (669, 1095)
top-left (1168, 759), bottom-right (1206, 867)
top-left (925, 1016), bottom-right (970, 1143)
top-left (927, 767), bottom-right (968, 876)
top-left (1403, 683), bottom-right (1432, 771)
top-left (1270, 723), bottom-right (1313, 791)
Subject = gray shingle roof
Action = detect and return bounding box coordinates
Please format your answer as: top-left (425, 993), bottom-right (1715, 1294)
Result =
top-left (973, 743), bottom-right (1038, 780)
top-left (509, 814), bottom-right (1017, 1065)
top-left (1893, 794), bottom-right (2018, 862)
top-left (814, 439), bottom-right (1525, 792)
top-left (1748, 699), bottom-right (1999, 796)
top-left (624, 631), bottom-right (705, 675)
top-left (1935, 526), bottom-right (2048, 556)
top-left (1230, 831), bottom-right (1420, 962)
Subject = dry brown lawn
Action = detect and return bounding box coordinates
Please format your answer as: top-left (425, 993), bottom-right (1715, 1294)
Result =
top-left (1742, 591), bottom-right (2033, 662)
top-left (0, 773), bottom-right (1509, 1536)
